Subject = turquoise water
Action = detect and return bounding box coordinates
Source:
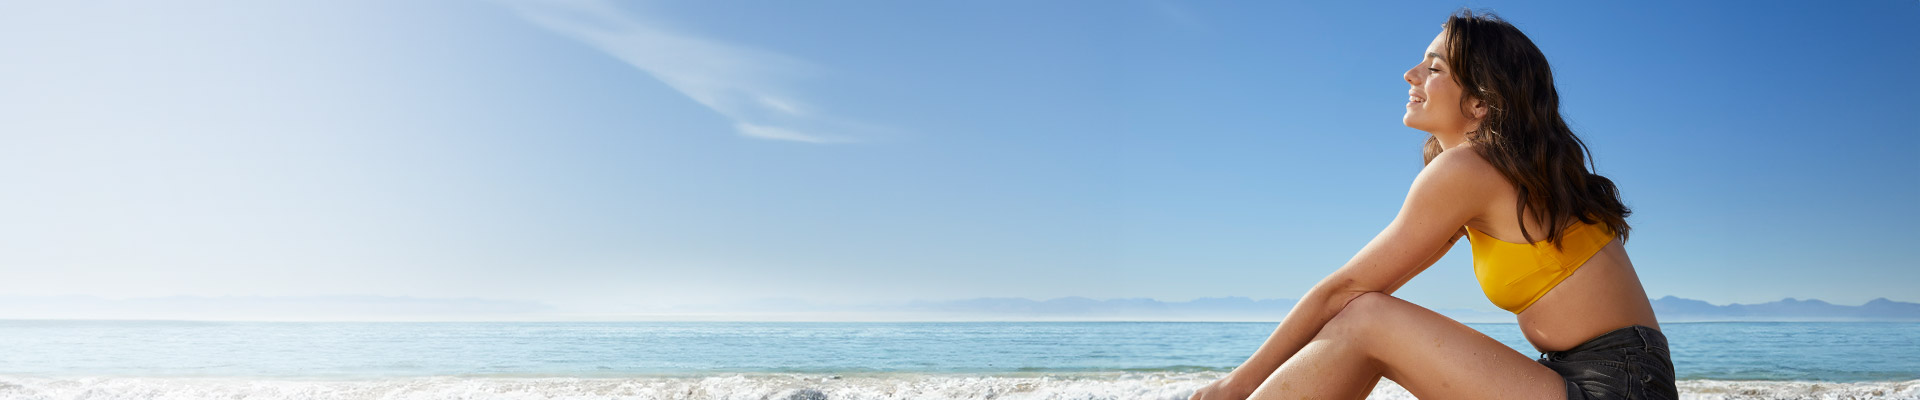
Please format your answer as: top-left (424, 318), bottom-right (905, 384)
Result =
top-left (1, 321), bottom-right (1914, 382)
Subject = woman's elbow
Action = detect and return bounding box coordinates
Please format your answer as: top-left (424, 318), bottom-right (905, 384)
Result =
top-left (1305, 282), bottom-right (1378, 320)
top-left (1329, 290), bottom-right (1382, 318)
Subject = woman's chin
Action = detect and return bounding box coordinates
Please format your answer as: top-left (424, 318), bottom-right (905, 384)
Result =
top-left (1403, 120), bottom-right (1439, 134)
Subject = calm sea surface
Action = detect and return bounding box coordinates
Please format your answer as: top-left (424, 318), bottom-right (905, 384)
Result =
top-left (1, 321), bottom-right (1914, 382)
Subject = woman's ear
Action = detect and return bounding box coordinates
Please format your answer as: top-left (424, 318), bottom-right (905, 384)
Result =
top-left (1468, 97), bottom-right (1488, 120)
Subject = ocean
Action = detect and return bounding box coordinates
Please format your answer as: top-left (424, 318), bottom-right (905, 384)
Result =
top-left (0, 321), bottom-right (1914, 399)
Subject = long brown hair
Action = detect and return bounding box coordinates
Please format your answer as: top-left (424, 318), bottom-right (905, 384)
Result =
top-left (1422, 8), bottom-right (1631, 247)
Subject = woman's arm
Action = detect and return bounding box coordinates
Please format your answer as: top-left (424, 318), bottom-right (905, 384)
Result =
top-left (1384, 227), bottom-right (1468, 295)
top-left (1207, 151), bottom-right (1495, 396)
top-left (1217, 228), bottom-right (1466, 391)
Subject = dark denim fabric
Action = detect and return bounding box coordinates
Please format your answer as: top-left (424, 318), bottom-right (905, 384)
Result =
top-left (1537, 325), bottom-right (1678, 400)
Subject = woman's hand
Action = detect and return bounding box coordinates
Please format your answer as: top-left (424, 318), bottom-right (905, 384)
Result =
top-left (1190, 373), bottom-right (1258, 400)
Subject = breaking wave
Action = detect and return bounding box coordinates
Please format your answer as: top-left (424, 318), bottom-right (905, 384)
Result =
top-left (2, 373), bottom-right (1917, 400)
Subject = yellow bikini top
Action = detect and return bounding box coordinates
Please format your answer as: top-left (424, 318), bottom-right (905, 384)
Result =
top-left (1464, 221), bottom-right (1617, 314)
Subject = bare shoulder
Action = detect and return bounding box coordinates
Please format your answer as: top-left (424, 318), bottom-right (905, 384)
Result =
top-left (1412, 144), bottom-right (1507, 195)
top-left (1396, 144), bottom-right (1510, 229)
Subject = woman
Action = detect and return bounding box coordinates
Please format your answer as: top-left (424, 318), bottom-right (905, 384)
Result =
top-left (1190, 9), bottom-right (1677, 400)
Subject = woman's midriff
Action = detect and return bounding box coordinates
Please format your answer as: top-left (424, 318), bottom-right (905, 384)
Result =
top-left (1514, 240), bottom-right (1663, 353)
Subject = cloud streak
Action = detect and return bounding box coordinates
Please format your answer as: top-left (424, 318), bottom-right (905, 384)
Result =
top-left (506, 0), bottom-right (859, 143)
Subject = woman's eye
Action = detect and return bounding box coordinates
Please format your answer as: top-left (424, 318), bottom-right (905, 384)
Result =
top-left (1428, 68), bottom-right (1441, 73)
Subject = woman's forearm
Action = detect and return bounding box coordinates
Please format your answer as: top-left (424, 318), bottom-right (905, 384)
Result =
top-left (1219, 228), bottom-right (1464, 392)
top-left (1223, 233), bottom-right (1460, 390)
top-left (1222, 285), bottom-right (1357, 390)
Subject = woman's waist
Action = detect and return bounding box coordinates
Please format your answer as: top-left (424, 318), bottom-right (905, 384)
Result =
top-left (1515, 243), bottom-right (1659, 351)
top-left (1518, 309), bottom-right (1662, 353)
top-left (1517, 288), bottom-right (1661, 353)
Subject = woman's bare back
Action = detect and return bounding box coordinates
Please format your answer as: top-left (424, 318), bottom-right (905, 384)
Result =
top-left (1463, 157), bottom-right (1660, 352)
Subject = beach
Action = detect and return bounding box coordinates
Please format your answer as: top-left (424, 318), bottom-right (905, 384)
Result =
top-left (1, 321), bottom-right (1914, 399)
top-left (3, 373), bottom-right (1916, 399)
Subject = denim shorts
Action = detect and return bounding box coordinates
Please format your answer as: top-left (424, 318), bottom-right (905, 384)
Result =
top-left (1536, 325), bottom-right (1678, 400)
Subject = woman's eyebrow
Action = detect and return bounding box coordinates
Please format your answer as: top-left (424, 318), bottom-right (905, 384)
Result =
top-left (1426, 52), bottom-right (1446, 62)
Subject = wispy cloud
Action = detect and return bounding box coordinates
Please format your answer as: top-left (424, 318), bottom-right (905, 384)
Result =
top-left (504, 0), bottom-right (861, 143)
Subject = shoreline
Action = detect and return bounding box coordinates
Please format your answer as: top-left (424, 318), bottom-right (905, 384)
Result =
top-left (3, 373), bottom-right (1915, 400)
top-left (4, 370), bottom-right (1915, 382)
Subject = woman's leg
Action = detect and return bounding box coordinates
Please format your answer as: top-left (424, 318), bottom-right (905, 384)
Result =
top-left (1247, 292), bottom-right (1568, 400)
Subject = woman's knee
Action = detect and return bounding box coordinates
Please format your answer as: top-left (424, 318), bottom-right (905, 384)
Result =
top-left (1325, 292), bottom-right (1398, 334)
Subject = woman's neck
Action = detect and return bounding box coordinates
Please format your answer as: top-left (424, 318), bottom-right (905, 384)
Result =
top-left (1435, 132), bottom-right (1468, 150)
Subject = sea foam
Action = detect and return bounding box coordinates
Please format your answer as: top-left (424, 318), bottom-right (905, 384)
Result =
top-left (2, 373), bottom-right (1917, 400)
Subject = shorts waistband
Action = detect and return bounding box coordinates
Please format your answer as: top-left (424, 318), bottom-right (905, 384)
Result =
top-left (1542, 325), bottom-right (1667, 358)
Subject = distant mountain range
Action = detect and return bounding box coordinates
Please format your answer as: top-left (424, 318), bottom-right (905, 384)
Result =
top-left (884, 296), bottom-right (1506, 322)
top-left (914, 296), bottom-right (1920, 322)
top-left (659, 295), bottom-right (1920, 322)
top-left (1650, 296), bottom-right (1920, 322)
top-left (2, 295), bottom-right (1915, 322)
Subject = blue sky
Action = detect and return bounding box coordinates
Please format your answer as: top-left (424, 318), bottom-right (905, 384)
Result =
top-left (0, 0), bottom-right (1914, 315)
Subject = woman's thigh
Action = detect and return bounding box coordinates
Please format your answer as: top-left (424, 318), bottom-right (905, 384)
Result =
top-left (1337, 292), bottom-right (1568, 400)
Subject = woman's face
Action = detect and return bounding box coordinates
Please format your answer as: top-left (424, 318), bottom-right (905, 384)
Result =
top-left (1403, 30), bottom-right (1484, 136)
